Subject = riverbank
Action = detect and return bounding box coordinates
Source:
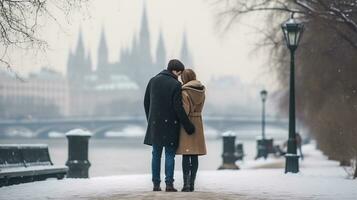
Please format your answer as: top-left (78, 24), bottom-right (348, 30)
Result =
top-left (1, 144), bottom-right (356, 200)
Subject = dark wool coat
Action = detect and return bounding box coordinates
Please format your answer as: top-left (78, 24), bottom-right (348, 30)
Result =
top-left (144, 70), bottom-right (194, 147)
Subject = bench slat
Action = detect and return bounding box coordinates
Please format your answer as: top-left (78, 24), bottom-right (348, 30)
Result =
top-left (0, 145), bottom-right (68, 186)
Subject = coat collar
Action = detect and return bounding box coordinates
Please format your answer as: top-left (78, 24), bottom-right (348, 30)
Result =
top-left (159, 70), bottom-right (178, 80)
top-left (182, 80), bottom-right (205, 92)
top-left (182, 80), bottom-right (205, 105)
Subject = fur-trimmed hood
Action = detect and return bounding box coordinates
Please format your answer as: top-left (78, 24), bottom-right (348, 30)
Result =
top-left (182, 80), bottom-right (205, 105)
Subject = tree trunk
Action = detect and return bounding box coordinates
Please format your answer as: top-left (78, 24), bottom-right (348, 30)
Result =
top-left (340, 160), bottom-right (351, 166)
top-left (354, 165), bottom-right (357, 179)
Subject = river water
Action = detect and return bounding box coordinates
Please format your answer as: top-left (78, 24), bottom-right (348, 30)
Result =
top-left (0, 124), bottom-right (288, 177)
top-left (0, 138), bottom-right (274, 177)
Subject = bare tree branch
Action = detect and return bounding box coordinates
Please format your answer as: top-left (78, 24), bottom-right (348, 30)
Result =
top-left (218, 0), bottom-right (357, 49)
top-left (0, 0), bottom-right (87, 77)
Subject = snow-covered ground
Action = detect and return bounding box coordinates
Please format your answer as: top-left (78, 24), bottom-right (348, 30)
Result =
top-left (1, 143), bottom-right (356, 200)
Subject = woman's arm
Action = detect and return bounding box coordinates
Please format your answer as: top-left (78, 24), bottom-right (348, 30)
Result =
top-left (182, 91), bottom-right (191, 115)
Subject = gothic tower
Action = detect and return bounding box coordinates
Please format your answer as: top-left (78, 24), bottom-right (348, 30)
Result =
top-left (134, 3), bottom-right (154, 89)
top-left (138, 3), bottom-right (152, 64)
top-left (180, 31), bottom-right (194, 68)
top-left (155, 29), bottom-right (166, 71)
top-left (67, 29), bottom-right (92, 83)
top-left (97, 27), bottom-right (109, 80)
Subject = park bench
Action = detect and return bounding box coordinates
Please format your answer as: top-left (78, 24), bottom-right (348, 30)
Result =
top-left (0, 144), bottom-right (67, 187)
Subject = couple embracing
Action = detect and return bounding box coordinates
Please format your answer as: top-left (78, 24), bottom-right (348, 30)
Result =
top-left (144, 59), bottom-right (207, 192)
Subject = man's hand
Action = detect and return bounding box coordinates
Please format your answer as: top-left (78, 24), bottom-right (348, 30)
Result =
top-left (184, 122), bottom-right (195, 135)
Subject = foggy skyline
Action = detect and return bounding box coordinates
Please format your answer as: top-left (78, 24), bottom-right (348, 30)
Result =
top-left (1, 0), bottom-right (279, 91)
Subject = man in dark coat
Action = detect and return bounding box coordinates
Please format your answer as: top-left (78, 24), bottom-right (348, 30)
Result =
top-left (144, 59), bottom-right (195, 192)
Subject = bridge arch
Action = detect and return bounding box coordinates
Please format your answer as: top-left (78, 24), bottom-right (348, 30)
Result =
top-left (92, 124), bottom-right (128, 138)
top-left (2, 126), bottom-right (35, 138)
top-left (34, 125), bottom-right (88, 138)
top-left (0, 117), bottom-right (288, 139)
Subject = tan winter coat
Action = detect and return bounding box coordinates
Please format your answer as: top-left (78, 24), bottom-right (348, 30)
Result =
top-left (176, 80), bottom-right (207, 156)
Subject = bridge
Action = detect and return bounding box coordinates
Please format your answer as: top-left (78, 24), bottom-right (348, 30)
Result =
top-left (0, 117), bottom-right (288, 138)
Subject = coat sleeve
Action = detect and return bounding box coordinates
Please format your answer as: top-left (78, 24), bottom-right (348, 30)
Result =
top-left (144, 79), bottom-right (151, 121)
top-left (173, 85), bottom-right (195, 134)
top-left (182, 91), bottom-right (191, 115)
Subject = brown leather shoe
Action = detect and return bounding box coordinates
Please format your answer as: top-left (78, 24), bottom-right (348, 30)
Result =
top-left (165, 184), bottom-right (178, 192)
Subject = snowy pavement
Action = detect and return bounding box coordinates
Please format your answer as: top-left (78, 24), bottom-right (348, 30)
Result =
top-left (89, 191), bottom-right (247, 200)
top-left (1, 144), bottom-right (357, 200)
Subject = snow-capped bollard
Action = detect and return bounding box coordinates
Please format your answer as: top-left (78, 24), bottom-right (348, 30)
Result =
top-left (218, 131), bottom-right (239, 170)
top-left (65, 129), bottom-right (92, 178)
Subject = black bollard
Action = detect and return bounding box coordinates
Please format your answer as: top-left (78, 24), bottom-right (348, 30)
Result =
top-left (218, 131), bottom-right (239, 170)
top-left (65, 129), bottom-right (91, 178)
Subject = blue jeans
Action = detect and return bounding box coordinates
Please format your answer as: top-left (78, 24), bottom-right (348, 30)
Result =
top-left (152, 145), bottom-right (176, 185)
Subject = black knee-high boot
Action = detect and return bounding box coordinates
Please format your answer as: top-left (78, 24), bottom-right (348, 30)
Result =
top-left (190, 155), bottom-right (198, 192)
top-left (181, 155), bottom-right (191, 192)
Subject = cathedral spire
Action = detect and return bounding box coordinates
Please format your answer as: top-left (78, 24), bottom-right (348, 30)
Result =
top-left (180, 30), bottom-right (194, 68)
top-left (97, 26), bottom-right (109, 75)
top-left (155, 29), bottom-right (166, 70)
top-left (75, 28), bottom-right (85, 59)
top-left (138, 2), bottom-right (151, 63)
top-left (67, 28), bottom-right (91, 82)
top-left (140, 2), bottom-right (150, 45)
top-left (130, 1), bottom-right (153, 89)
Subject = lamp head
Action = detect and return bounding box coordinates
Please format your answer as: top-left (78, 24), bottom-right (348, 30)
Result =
top-left (281, 13), bottom-right (304, 51)
top-left (260, 90), bottom-right (268, 101)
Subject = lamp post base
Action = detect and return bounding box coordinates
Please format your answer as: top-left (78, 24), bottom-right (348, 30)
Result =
top-left (255, 139), bottom-right (268, 160)
top-left (218, 163), bottom-right (240, 170)
top-left (218, 134), bottom-right (240, 170)
top-left (285, 154), bottom-right (299, 173)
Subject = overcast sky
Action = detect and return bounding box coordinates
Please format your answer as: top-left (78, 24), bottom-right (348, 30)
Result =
top-left (3, 0), bottom-right (281, 90)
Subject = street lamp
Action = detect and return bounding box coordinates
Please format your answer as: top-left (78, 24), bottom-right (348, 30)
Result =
top-left (255, 90), bottom-right (268, 160)
top-left (281, 13), bottom-right (304, 173)
top-left (260, 90), bottom-right (268, 140)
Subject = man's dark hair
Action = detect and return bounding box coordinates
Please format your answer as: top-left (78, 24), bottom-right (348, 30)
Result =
top-left (167, 59), bottom-right (185, 72)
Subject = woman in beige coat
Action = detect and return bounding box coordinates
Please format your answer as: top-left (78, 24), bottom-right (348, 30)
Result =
top-left (176, 69), bottom-right (207, 192)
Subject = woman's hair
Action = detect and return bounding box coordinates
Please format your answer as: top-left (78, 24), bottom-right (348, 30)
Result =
top-left (181, 69), bottom-right (196, 84)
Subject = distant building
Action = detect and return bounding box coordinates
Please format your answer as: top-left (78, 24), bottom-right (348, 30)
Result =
top-left (64, 3), bottom-right (195, 117)
top-left (205, 76), bottom-right (260, 116)
top-left (67, 29), bottom-right (92, 86)
top-left (0, 3), bottom-right (196, 119)
top-left (66, 4), bottom-right (194, 90)
top-left (180, 31), bottom-right (194, 68)
top-left (69, 75), bottom-right (141, 117)
top-left (0, 68), bottom-right (70, 119)
top-left (0, 4), bottom-right (195, 119)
